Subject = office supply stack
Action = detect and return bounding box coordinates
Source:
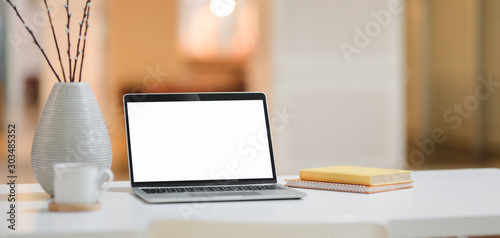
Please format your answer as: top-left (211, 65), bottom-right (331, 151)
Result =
top-left (285, 165), bottom-right (414, 194)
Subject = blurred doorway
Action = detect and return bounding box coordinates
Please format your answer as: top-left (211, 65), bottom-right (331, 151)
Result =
top-left (406, 0), bottom-right (500, 169)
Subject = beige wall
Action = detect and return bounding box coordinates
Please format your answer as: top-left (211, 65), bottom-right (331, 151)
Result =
top-left (107, 0), bottom-right (181, 88)
top-left (106, 0), bottom-right (181, 174)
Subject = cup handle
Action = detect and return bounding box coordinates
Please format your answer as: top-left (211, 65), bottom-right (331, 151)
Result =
top-left (96, 169), bottom-right (114, 201)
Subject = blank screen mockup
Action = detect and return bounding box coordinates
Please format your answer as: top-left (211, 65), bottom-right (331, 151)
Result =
top-left (126, 100), bottom-right (274, 182)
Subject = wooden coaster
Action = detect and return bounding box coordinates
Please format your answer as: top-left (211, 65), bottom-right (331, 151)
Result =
top-left (48, 202), bottom-right (101, 212)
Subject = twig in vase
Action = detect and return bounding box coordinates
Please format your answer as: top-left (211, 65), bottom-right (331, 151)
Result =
top-left (78, 0), bottom-right (92, 82)
top-left (4, 0), bottom-right (61, 82)
top-left (71, 0), bottom-right (90, 82)
top-left (65, 0), bottom-right (73, 82)
top-left (43, 0), bottom-right (67, 82)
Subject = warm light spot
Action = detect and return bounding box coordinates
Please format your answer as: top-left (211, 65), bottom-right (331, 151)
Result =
top-left (210, 0), bottom-right (236, 17)
top-left (179, 0), bottom-right (257, 60)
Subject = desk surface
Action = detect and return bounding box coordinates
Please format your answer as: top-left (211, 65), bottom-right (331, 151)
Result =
top-left (2, 168), bottom-right (500, 237)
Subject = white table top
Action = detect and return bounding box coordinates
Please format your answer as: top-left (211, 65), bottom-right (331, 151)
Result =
top-left (2, 168), bottom-right (500, 238)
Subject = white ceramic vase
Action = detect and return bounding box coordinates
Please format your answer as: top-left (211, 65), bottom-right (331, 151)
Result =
top-left (31, 82), bottom-right (112, 196)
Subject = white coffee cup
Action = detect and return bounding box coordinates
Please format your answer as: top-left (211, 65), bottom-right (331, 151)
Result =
top-left (53, 163), bottom-right (114, 205)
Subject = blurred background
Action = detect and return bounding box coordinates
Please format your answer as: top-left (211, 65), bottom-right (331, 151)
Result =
top-left (0, 0), bottom-right (499, 183)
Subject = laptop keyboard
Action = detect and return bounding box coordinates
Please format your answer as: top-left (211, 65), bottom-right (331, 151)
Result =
top-left (141, 185), bottom-right (283, 194)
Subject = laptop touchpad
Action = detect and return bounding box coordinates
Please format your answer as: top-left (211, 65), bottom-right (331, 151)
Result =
top-left (189, 192), bottom-right (260, 197)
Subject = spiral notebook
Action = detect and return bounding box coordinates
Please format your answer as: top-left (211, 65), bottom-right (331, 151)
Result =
top-left (285, 179), bottom-right (413, 194)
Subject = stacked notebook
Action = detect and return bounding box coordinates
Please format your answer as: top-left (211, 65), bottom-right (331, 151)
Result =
top-left (285, 166), bottom-right (413, 194)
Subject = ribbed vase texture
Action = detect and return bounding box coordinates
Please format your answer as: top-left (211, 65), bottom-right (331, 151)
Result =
top-left (31, 82), bottom-right (112, 196)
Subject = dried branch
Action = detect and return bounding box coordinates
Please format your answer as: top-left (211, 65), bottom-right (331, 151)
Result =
top-left (78, 0), bottom-right (92, 82)
top-left (65, 0), bottom-right (73, 82)
top-left (4, 0), bottom-right (61, 82)
top-left (43, 0), bottom-right (66, 82)
top-left (71, 0), bottom-right (90, 82)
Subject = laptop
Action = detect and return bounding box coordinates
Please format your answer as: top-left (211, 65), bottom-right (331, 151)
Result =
top-left (123, 92), bottom-right (306, 203)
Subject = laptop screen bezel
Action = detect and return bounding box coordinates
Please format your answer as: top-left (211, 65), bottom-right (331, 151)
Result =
top-left (123, 92), bottom-right (278, 188)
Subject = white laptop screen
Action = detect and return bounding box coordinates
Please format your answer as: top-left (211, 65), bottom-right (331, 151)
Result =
top-left (126, 100), bottom-right (274, 182)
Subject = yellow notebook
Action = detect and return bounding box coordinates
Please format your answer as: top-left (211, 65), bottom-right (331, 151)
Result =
top-left (300, 166), bottom-right (412, 185)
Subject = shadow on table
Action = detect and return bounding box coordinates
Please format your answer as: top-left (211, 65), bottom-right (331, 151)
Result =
top-left (0, 192), bottom-right (51, 202)
top-left (107, 187), bottom-right (133, 193)
top-left (22, 208), bottom-right (52, 214)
